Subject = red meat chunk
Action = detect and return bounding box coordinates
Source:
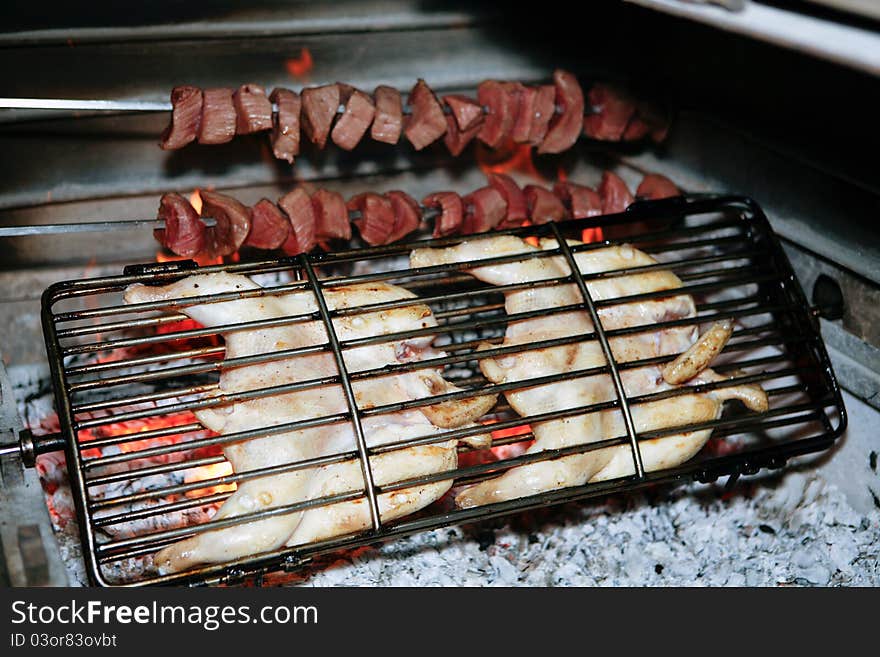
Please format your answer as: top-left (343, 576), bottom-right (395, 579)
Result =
top-left (199, 190), bottom-right (251, 256)
top-left (422, 191), bottom-right (464, 238)
top-left (198, 88), bottom-right (236, 145)
top-left (524, 185), bottom-right (568, 224)
top-left (154, 193), bottom-right (205, 256)
top-left (553, 182), bottom-right (602, 219)
top-left (477, 80), bottom-right (518, 149)
top-left (301, 83), bottom-right (340, 149)
top-left (487, 173), bottom-right (527, 228)
top-left (312, 188), bottom-right (351, 242)
top-left (404, 79), bottom-right (447, 151)
top-left (331, 87), bottom-right (375, 151)
top-left (384, 191), bottom-right (422, 243)
top-left (582, 84), bottom-right (637, 141)
top-left (233, 83), bottom-right (273, 134)
top-left (462, 187), bottom-right (507, 234)
top-left (278, 188), bottom-right (317, 255)
top-left (443, 111), bottom-right (483, 156)
top-left (269, 88), bottom-right (301, 163)
top-left (598, 171), bottom-right (634, 214)
top-left (443, 94), bottom-right (484, 132)
top-left (636, 174), bottom-right (680, 200)
top-left (539, 70), bottom-right (584, 154)
top-left (528, 84), bottom-right (556, 145)
top-left (371, 85), bottom-right (403, 144)
top-left (160, 86), bottom-right (203, 150)
top-left (349, 192), bottom-right (395, 246)
top-left (244, 199), bottom-right (290, 249)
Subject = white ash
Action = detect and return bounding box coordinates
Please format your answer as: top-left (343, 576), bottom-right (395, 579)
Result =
top-left (275, 470), bottom-right (879, 587)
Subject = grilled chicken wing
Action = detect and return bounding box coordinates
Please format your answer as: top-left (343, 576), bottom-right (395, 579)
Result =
top-left (410, 236), bottom-right (767, 508)
top-left (124, 273), bottom-right (493, 573)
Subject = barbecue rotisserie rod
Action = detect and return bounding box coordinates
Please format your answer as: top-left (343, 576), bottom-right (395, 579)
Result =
top-left (0, 71), bottom-right (670, 162)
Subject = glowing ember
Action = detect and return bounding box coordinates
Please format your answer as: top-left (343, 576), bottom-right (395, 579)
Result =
top-left (285, 47), bottom-right (314, 79)
top-left (581, 227), bottom-right (604, 243)
top-left (184, 461), bottom-right (236, 498)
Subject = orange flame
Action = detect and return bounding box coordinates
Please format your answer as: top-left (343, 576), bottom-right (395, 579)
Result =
top-left (477, 141), bottom-right (544, 181)
top-left (581, 227), bottom-right (604, 243)
top-left (189, 188), bottom-right (203, 214)
top-left (285, 47), bottom-right (314, 79)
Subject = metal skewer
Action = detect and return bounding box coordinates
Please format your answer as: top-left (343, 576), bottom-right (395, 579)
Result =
top-left (0, 207), bottom-right (443, 237)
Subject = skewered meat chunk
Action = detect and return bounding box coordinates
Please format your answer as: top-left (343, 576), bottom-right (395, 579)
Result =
top-left (404, 79), bottom-right (447, 150)
top-left (301, 83), bottom-right (340, 149)
top-left (385, 190), bottom-right (422, 243)
top-left (278, 188), bottom-right (317, 255)
top-left (553, 181), bottom-right (602, 219)
top-left (524, 184), bottom-right (568, 224)
top-left (582, 83), bottom-right (637, 141)
top-left (636, 173), bottom-right (680, 200)
top-left (539, 70), bottom-right (584, 154)
top-left (200, 190), bottom-right (251, 256)
top-left (124, 275), bottom-right (494, 573)
top-left (528, 85), bottom-right (556, 146)
top-left (462, 186), bottom-right (508, 234)
top-left (233, 83), bottom-right (273, 134)
top-left (371, 85), bottom-right (403, 144)
top-left (155, 193), bottom-right (205, 256)
top-left (269, 88), bottom-right (301, 163)
top-left (487, 173), bottom-right (527, 228)
top-left (422, 191), bottom-right (464, 237)
top-left (349, 192), bottom-right (395, 246)
top-left (410, 236), bottom-right (768, 508)
top-left (598, 171), bottom-right (634, 214)
top-left (477, 80), bottom-right (518, 148)
top-left (443, 94), bottom-right (484, 132)
top-left (312, 188), bottom-right (351, 241)
top-left (331, 86), bottom-right (376, 151)
top-left (244, 199), bottom-right (290, 250)
top-left (198, 88), bottom-right (237, 145)
top-left (443, 111), bottom-right (483, 156)
top-left (160, 86), bottom-right (203, 150)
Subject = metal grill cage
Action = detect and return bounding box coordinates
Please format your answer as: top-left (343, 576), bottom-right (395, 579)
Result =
top-left (40, 195), bottom-right (846, 586)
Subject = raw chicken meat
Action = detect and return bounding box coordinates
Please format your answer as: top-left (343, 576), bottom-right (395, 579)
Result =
top-left (123, 274), bottom-right (495, 573)
top-left (409, 236), bottom-right (768, 508)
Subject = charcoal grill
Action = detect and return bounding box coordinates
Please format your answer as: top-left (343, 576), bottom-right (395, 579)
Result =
top-left (22, 193), bottom-right (845, 586)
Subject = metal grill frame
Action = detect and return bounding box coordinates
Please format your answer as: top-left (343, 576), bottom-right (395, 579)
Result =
top-left (40, 194), bottom-right (847, 587)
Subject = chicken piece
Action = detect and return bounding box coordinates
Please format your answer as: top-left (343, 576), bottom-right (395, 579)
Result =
top-left (662, 320), bottom-right (733, 385)
top-left (124, 274), bottom-right (495, 573)
top-left (410, 236), bottom-right (768, 508)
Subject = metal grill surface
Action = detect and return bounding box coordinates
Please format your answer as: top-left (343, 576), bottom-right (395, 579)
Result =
top-left (40, 195), bottom-right (846, 586)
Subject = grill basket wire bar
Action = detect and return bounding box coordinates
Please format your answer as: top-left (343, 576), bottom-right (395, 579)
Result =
top-left (38, 194), bottom-right (847, 586)
top-left (549, 221), bottom-right (645, 479)
top-left (299, 254), bottom-right (383, 533)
